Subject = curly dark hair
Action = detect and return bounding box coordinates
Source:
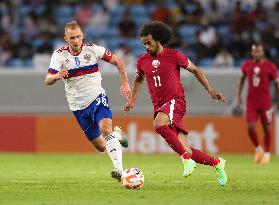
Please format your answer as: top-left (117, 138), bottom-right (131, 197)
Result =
top-left (139, 21), bottom-right (172, 45)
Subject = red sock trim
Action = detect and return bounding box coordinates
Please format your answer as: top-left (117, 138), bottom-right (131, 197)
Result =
top-left (181, 152), bottom-right (190, 160)
top-left (156, 125), bottom-right (189, 158)
top-left (190, 147), bottom-right (219, 166)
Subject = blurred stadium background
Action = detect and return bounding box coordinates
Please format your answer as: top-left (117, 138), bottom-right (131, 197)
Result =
top-left (0, 0), bottom-right (279, 155)
top-left (1, 1), bottom-right (279, 205)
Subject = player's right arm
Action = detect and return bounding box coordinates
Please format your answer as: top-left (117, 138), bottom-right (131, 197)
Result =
top-left (45, 51), bottom-right (67, 85)
top-left (270, 62), bottom-right (279, 110)
top-left (237, 62), bottom-right (247, 106)
top-left (124, 73), bottom-right (145, 114)
top-left (176, 50), bottom-right (226, 102)
top-left (237, 74), bottom-right (246, 106)
top-left (45, 69), bottom-right (69, 85)
top-left (274, 81), bottom-right (279, 110)
top-left (187, 61), bottom-right (227, 103)
top-left (124, 57), bottom-right (145, 114)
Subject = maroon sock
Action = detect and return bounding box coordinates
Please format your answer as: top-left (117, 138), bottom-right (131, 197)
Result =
top-left (248, 130), bottom-right (259, 147)
top-left (190, 147), bottom-right (220, 166)
top-left (156, 125), bottom-right (190, 159)
top-left (264, 129), bottom-right (271, 152)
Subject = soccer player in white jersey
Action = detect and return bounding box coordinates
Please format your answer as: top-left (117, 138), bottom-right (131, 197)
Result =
top-left (45, 21), bottom-right (131, 181)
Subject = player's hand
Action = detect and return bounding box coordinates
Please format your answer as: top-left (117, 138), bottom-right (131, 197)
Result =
top-left (120, 83), bottom-right (131, 100)
top-left (124, 99), bottom-right (136, 115)
top-left (208, 89), bottom-right (227, 103)
top-left (236, 96), bottom-right (242, 107)
top-left (55, 69), bottom-right (69, 79)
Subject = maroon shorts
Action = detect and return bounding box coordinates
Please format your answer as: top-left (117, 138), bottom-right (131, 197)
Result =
top-left (154, 97), bottom-right (188, 135)
top-left (246, 106), bottom-right (273, 124)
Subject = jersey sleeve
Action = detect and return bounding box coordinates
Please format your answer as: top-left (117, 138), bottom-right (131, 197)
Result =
top-left (270, 63), bottom-right (279, 81)
top-left (136, 58), bottom-right (144, 76)
top-left (176, 50), bottom-right (189, 69)
top-left (48, 52), bottom-right (62, 74)
top-left (93, 44), bottom-right (113, 62)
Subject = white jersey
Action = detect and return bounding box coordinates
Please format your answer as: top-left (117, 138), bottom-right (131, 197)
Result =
top-left (48, 44), bottom-right (113, 111)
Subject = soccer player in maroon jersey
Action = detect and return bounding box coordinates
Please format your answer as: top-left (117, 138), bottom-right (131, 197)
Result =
top-left (124, 21), bottom-right (228, 186)
top-left (237, 43), bottom-right (279, 164)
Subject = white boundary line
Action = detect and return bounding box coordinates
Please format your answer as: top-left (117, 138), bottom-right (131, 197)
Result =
top-left (94, 180), bottom-right (279, 184)
top-left (9, 180), bottom-right (42, 183)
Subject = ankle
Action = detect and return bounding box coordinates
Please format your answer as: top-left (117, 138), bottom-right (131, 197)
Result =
top-left (255, 146), bottom-right (263, 152)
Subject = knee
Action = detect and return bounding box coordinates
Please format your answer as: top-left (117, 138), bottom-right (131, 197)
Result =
top-left (263, 124), bottom-right (270, 132)
top-left (99, 123), bottom-right (112, 136)
top-left (95, 143), bottom-right (106, 152)
top-left (247, 124), bottom-right (255, 132)
top-left (153, 119), bottom-right (167, 130)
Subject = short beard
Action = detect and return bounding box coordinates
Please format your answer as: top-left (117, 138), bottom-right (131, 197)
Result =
top-left (150, 51), bottom-right (156, 56)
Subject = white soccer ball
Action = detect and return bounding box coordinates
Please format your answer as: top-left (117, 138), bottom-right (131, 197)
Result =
top-left (121, 168), bottom-right (144, 189)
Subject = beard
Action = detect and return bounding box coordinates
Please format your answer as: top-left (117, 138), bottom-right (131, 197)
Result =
top-left (72, 45), bottom-right (80, 51)
top-left (149, 50), bottom-right (156, 56)
top-left (149, 45), bottom-right (159, 56)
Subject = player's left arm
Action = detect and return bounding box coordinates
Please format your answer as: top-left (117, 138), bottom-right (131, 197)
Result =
top-left (187, 60), bottom-right (227, 103)
top-left (271, 63), bottom-right (279, 110)
top-left (274, 81), bottom-right (279, 110)
top-left (109, 54), bottom-right (131, 99)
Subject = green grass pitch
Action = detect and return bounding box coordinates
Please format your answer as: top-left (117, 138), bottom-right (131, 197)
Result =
top-left (0, 153), bottom-right (278, 205)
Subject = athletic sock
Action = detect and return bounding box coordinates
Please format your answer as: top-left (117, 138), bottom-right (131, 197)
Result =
top-left (105, 134), bottom-right (123, 172)
top-left (190, 147), bottom-right (220, 166)
top-left (248, 130), bottom-right (259, 147)
top-left (255, 146), bottom-right (263, 152)
top-left (156, 125), bottom-right (190, 159)
top-left (264, 129), bottom-right (271, 152)
top-left (181, 152), bottom-right (191, 160)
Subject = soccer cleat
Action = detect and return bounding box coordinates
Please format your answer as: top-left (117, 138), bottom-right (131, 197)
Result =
top-left (111, 169), bottom-right (122, 182)
top-left (182, 158), bottom-right (197, 177)
top-left (254, 146), bottom-right (264, 163)
top-left (114, 126), bottom-right (129, 148)
top-left (259, 152), bottom-right (270, 164)
top-left (214, 157), bottom-right (227, 186)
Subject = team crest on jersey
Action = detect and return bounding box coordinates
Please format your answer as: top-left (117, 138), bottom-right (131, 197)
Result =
top-left (152, 60), bottom-right (160, 68)
top-left (253, 66), bottom-right (261, 74)
top-left (84, 53), bottom-right (91, 62)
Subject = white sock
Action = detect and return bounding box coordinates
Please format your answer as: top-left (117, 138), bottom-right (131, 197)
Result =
top-left (255, 146), bottom-right (263, 152)
top-left (105, 133), bottom-right (123, 173)
top-left (112, 128), bottom-right (123, 141)
top-left (263, 152), bottom-right (270, 157)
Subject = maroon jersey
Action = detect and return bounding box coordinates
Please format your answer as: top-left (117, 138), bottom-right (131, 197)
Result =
top-left (241, 59), bottom-right (279, 109)
top-left (136, 48), bottom-right (189, 109)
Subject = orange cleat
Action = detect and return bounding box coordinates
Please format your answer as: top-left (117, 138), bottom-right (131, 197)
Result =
top-left (259, 153), bottom-right (271, 164)
top-left (254, 147), bottom-right (264, 163)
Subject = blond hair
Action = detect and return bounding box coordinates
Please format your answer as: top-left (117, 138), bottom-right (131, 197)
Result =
top-left (64, 21), bottom-right (81, 35)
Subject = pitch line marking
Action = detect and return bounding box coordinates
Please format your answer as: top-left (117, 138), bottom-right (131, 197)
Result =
top-left (94, 180), bottom-right (279, 184)
top-left (87, 171), bottom-right (96, 174)
top-left (9, 180), bottom-right (42, 183)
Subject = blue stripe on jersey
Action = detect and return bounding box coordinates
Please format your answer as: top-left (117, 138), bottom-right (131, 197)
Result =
top-left (48, 68), bottom-right (59, 74)
top-left (67, 64), bottom-right (99, 78)
top-left (48, 64), bottom-right (99, 78)
top-left (67, 64), bottom-right (98, 75)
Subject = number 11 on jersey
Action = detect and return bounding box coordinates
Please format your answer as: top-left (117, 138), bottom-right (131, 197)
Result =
top-left (153, 75), bottom-right (161, 87)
